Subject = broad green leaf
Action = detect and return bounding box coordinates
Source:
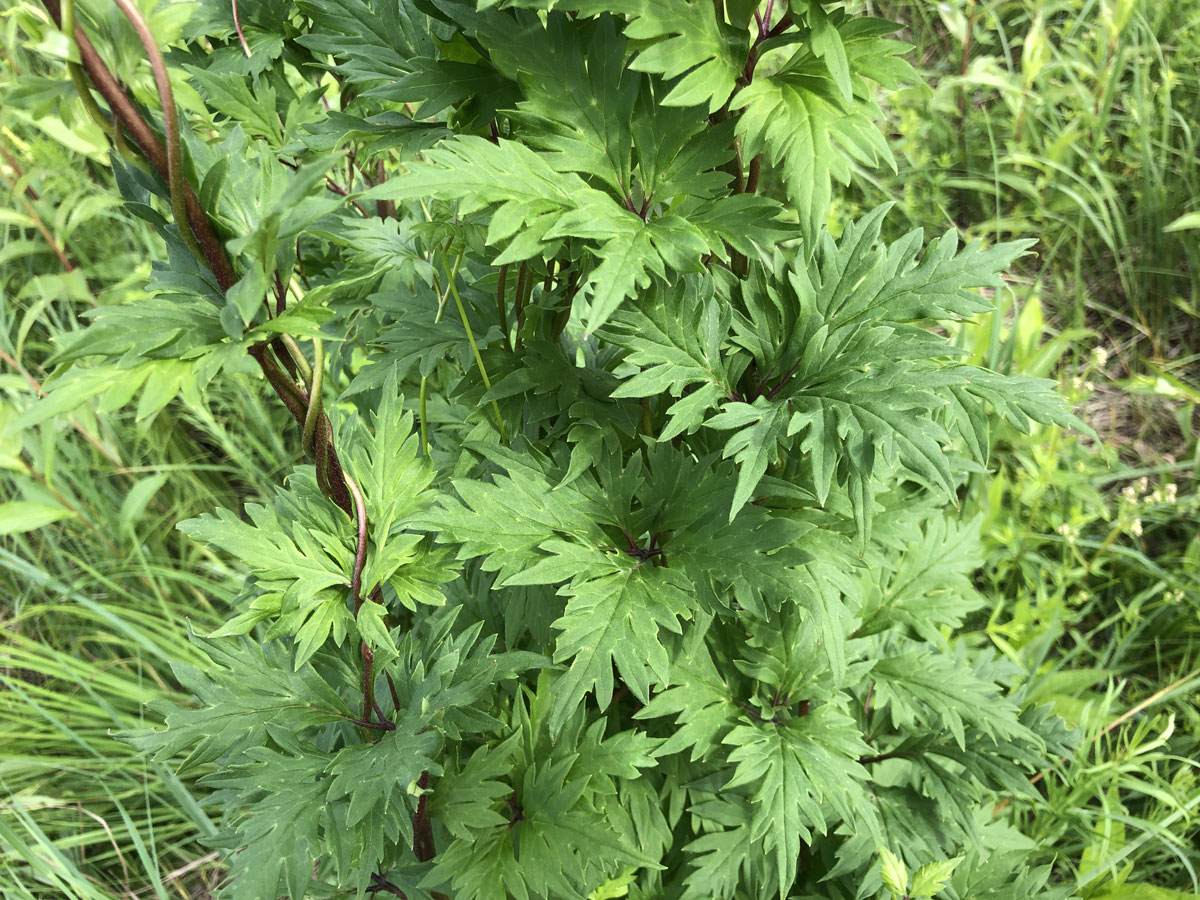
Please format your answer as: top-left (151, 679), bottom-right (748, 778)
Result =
top-left (0, 501), bottom-right (75, 535)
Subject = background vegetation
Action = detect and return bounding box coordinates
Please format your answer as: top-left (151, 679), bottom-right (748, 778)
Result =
top-left (0, 0), bottom-right (1196, 897)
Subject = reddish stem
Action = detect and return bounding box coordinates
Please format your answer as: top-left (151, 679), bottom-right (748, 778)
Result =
top-left (231, 0), bottom-right (252, 57)
top-left (413, 772), bottom-right (435, 861)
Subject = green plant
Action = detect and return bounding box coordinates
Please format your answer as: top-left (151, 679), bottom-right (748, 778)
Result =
top-left (0, 16), bottom-right (306, 894)
top-left (15, 0), bottom-right (1094, 897)
top-left (931, 291), bottom-right (1200, 895)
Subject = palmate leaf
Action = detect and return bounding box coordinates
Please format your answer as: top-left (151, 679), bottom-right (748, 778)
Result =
top-left (342, 370), bottom-right (457, 604)
top-left (424, 462), bottom-right (702, 728)
top-left (204, 748), bottom-right (331, 900)
top-left (506, 540), bottom-right (695, 731)
top-left (706, 398), bottom-right (792, 520)
top-left (871, 650), bottom-right (1036, 750)
top-left (732, 16), bottom-right (916, 237)
top-left (583, 219), bottom-right (670, 332)
top-left (856, 514), bottom-right (987, 643)
top-left (430, 803), bottom-right (651, 900)
top-left (346, 286), bottom-right (466, 394)
top-left (184, 66), bottom-right (283, 144)
top-left (122, 635), bottom-right (352, 771)
top-left (633, 102), bottom-right (735, 203)
top-left (696, 207), bottom-right (1069, 538)
top-left (668, 496), bottom-right (814, 619)
top-left (431, 740), bottom-right (518, 842)
top-left (791, 524), bottom-right (866, 683)
top-left (427, 749), bottom-right (658, 900)
top-left (372, 129), bottom-right (787, 332)
top-left (825, 225), bottom-right (1035, 328)
top-left (325, 718), bottom-right (441, 831)
top-left (635, 616), bottom-right (737, 761)
top-left (477, 10), bottom-right (639, 196)
top-left (605, 276), bottom-right (736, 440)
top-left (603, 209), bottom-right (1057, 531)
top-left (600, 0), bottom-right (745, 113)
top-left (178, 501), bottom-right (351, 665)
top-left (294, 0), bottom-right (432, 87)
top-left (733, 70), bottom-right (886, 240)
top-left (722, 703), bottom-right (878, 897)
top-left (945, 367), bottom-right (1087, 462)
top-left (420, 461), bottom-right (603, 584)
top-left (369, 135), bottom-right (616, 254)
top-left (369, 136), bottom-right (651, 331)
top-left (681, 798), bottom-right (757, 900)
top-left (849, 706), bottom-right (1074, 865)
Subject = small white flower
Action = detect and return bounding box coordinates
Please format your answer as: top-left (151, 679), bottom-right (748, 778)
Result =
top-left (1092, 346), bottom-right (1109, 369)
top-left (1130, 518), bottom-right (1143, 537)
top-left (1166, 483), bottom-right (1178, 503)
top-left (1122, 484), bottom-right (1138, 503)
top-left (1136, 476), bottom-right (1149, 493)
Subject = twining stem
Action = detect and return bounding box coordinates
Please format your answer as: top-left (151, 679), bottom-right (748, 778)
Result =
top-left (744, 154), bottom-right (761, 195)
top-left (111, 0), bottom-right (204, 262)
top-left (342, 472), bottom-right (380, 733)
top-left (314, 411), bottom-right (333, 500)
top-left (279, 334), bottom-right (313, 385)
top-left (344, 473), bottom-right (368, 611)
top-left (552, 267), bottom-right (580, 340)
top-left (760, 0), bottom-right (775, 35)
top-left (231, 0), bottom-right (252, 58)
top-left (42, 0), bottom-right (235, 290)
top-left (301, 337), bottom-right (325, 455)
top-left (515, 261), bottom-right (534, 341)
top-left (60, 0), bottom-right (117, 152)
top-left (418, 376), bottom-right (429, 456)
top-left (250, 344), bottom-right (353, 514)
top-left (413, 772), bottom-right (435, 861)
top-left (496, 264), bottom-right (510, 351)
top-left (273, 271), bottom-right (287, 316)
top-left (443, 257), bottom-right (507, 442)
top-left (373, 159), bottom-right (395, 220)
top-left (513, 262), bottom-right (527, 345)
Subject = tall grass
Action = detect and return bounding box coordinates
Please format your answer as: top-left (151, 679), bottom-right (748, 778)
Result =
top-left (0, 13), bottom-right (299, 895)
top-left (864, 0), bottom-right (1200, 368)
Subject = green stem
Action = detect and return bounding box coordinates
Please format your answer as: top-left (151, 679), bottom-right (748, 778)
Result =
top-left (61, 0), bottom-right (112, 143)
top-left (496, 263), bottom-right (510, 350)
top-left (443, 257), bottom-right (507, 443)
top-left (512, 262), bottom-right (527, 347)
top-left (301, 337), bottom-right (324, 455)
top-left (343, 473), bottom-right (368, 613)
top-left (280, 334), bottom-right (313, 385)
top-left (418, 376), bottom-right (429, 456)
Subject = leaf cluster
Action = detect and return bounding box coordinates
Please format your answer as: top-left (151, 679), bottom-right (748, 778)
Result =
top-left (29, 1), bottom-right (1089, 898)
